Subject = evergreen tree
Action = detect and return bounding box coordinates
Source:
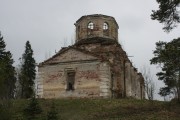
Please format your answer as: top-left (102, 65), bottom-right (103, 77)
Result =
top-left (151, 0), bottom-right (180, 32)
top-left (47, 102), bottom-right (58, 120)
top-left (20, 41), bottom-right (36, 98)
top-left (0, 100), bottom-right (12, 120)
top-left (150, 38), bottom-right (180, 101)
top-left (24, 97), bottom-right (42, 120)
top-left (0, 33), bottom-right (16, 99)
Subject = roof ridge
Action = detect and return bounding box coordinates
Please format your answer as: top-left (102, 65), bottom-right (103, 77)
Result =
top-left (39, 45), bottom-right (100, 65)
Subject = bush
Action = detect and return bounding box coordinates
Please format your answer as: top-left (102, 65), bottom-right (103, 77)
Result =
top-left (0, 100), bottom-right (12, 120)
top-left (23, 97), bottom-right (42, 120)
top-left (47, 102), bottom-right (59, 120)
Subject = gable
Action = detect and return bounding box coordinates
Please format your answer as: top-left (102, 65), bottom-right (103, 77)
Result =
top-left (44, 48), bottom-right (99, 64)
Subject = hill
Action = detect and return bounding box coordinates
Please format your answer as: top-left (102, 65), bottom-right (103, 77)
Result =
top-left (1, 98), bottom-right (180, 120)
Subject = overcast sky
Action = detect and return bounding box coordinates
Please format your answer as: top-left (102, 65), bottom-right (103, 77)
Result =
top-left (0, 0), bottom-right (180, 100)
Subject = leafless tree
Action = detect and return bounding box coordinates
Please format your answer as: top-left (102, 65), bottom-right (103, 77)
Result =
top-left (141, 66), bottom-right (155, 100)
top-left (71, 35), bottom-right (75, 45)
top-left (15, 63), bottom-right (23, 99)
top-left (63, 37), bottom-right (67, 47)
top-left (45, 50), bottom-right (52, 60)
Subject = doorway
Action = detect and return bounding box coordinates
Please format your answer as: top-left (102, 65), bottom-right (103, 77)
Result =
top-left (66, 72), bottom-right (75, 91)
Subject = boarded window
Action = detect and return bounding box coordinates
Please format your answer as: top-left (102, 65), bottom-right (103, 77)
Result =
top-left (66, 72), bottom-right (75, 91)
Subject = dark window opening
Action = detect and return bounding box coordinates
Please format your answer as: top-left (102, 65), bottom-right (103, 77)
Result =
top-left (140, 85), bottom-right (143, 99)
top-left (68, 83), bottom-right (73, 90)
top-left (66, 72), bottom-right (75, 91)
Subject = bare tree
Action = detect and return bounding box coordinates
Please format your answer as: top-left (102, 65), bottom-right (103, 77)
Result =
top-left (14, 59), bottom-right (23, 99)
top-left (45, 50), bottom-right (52, 60)
top-left (141, 66), bottom-right (155, 100)
top-left (71, 35), bottom-right (75, 45)
top-left (63, 37), bottom-right (67, 47)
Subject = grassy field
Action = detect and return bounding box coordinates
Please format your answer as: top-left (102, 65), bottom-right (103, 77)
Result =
top-left (1, 98), bottom-right (180, 120)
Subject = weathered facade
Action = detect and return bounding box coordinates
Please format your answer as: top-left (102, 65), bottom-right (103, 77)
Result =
top-left (36, 14), bottom-right (145, 99)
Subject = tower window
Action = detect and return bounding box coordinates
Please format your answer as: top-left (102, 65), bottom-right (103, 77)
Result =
top-left (103, 22), bottom-right (109, 36)
top-left (88, 22), bottom-right (94, 29)
top-left (66, 72), bottom-right (75, 91)
top-left (103, 22), bottom-right (108, 30)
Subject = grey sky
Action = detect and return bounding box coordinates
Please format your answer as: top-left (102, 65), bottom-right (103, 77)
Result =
top-left (0, 0), bottom-right (180, 100)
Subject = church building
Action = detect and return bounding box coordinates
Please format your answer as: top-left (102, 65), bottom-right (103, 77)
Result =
top-left (36, 14), bottom-right (145, 99)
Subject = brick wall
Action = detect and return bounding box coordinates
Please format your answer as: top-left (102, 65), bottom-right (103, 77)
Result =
top-left (75, 14), bottom-right (118, 42)
top-left (37, 60), bottom-right (111, 98)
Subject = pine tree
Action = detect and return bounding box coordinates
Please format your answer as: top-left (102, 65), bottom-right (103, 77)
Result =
top-left (24, 97), bottom-right (42, 120)
top-left (0, 32), bottom-right (16, 99)
top-left (150, 38), bottom-right (180, 101)
top-left (151, 0), bottom-right (180, 32)
top-left (47, 102), bottom-right (58, 120)
top-left (20, 41), bottom-right (36, 98)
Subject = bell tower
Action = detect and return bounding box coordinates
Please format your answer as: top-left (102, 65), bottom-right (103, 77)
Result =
top-left (74, 14), bottom-right (119, 43)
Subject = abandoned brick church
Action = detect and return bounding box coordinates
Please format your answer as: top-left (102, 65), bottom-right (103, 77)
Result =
top-left (36, 14), bottom-right (145, 99)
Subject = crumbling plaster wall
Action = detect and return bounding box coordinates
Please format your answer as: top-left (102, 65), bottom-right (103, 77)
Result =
top-left (125, 62), bottom-right (132, 97)
top-left (37, 41), bottom-right (145, 99)
top-left (124, 62), bottom-right (145, 99)
top-left (76, 42), bottom-right (127, 97)
top-left (37, 61), bottom-right (111, 99)
top-left (43, 49), bottom-right (98, 64)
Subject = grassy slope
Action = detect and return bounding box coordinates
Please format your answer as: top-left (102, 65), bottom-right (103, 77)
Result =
top-left (9, 98), bottom-right (180, 120)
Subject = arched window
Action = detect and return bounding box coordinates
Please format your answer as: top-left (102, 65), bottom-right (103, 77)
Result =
top-left (88, 22), bottom-right (94, 29)
top-left (103, 22), bottom-right (108, 30)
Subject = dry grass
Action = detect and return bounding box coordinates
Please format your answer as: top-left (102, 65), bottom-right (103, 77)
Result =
top-left (3, 98), bottom-right (180, 120)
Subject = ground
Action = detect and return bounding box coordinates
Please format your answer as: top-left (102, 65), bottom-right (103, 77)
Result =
top-left (2, 98), bottom-right (180, 120)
